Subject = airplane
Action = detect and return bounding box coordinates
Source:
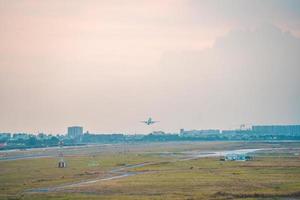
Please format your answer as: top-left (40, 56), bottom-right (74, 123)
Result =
top-left (141, 117), bottom-right (159, 125)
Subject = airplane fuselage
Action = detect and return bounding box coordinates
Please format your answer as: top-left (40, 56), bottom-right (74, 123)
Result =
top-left (142, 117), bottom-right (158, 125)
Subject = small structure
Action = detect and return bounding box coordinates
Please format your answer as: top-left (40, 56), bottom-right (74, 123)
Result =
top-left (57, 141), bottom-right (67, 168)
top-left (58, 158), bottom-right (66, 168)
top-left (221, 154), bottom-right (252, 161)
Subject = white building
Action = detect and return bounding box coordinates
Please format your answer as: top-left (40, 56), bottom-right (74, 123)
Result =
top-left (67, 126), bottom-right (83, 139)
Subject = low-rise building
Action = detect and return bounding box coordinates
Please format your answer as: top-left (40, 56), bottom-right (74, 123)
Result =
top-left (252, 125), bottom-right (300, 135)
top-left (180, 129), bottom-right (220, 137)
top-left (222, 154), bottom-right (252, 161)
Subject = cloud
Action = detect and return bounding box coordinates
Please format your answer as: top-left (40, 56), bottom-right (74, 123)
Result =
top-left (187, 0), bottom-right (300, 35)
top-left (157, 24), bottom-right (300, 129)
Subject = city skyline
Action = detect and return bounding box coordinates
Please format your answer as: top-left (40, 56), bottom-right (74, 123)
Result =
top-left (2, 123), bottom-right (300, 136)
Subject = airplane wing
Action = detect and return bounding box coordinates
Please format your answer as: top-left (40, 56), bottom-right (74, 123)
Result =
top-left (140, 121), bottom-right (148, 123)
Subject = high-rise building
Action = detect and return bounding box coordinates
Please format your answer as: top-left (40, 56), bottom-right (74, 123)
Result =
top-left (67, 126), bottom-right (83, 138)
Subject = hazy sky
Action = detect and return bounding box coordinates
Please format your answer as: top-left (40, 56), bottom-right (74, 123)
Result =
top-left (0, 0), bottom-right (300, 134)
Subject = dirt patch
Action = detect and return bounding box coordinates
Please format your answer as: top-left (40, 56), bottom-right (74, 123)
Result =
top-left (213, 191), bottom-right (300, 199)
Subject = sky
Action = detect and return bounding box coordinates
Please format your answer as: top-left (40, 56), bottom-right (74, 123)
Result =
top-left (0, 0), bottom-right (300, 134)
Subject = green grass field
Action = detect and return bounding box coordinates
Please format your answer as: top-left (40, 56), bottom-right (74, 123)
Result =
top-left (0, 142), bottom-right (299, 200)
